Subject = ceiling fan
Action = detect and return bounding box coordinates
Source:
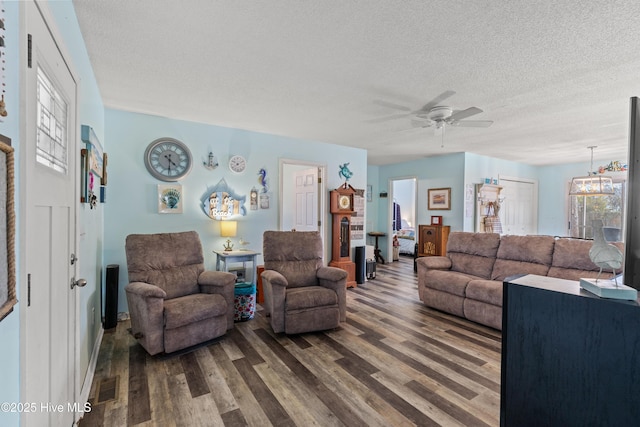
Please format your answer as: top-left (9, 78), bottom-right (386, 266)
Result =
top-left (370, 90), bottom-right (493, 132)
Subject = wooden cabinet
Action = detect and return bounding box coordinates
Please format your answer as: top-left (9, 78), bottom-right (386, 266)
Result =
top-left (418, 225), bottom-right (450, 257)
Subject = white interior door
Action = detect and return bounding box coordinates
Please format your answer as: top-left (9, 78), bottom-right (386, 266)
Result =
top-left (293, 167), bottom-right (318, 231)
top-left (21, 2), bottom-right (79, 425)
top-left (499, 177), bottom-right (538, 235)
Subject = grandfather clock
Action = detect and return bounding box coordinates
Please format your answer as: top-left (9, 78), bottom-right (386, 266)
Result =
top-left (329, 184), bottom-right (357, 288)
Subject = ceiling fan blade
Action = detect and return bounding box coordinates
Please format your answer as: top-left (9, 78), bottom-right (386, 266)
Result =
top-left (451, 120), bottom-right (494, 127)
top-left (372, 99), bottom-right (412, 112)
top-left (365, 113), bottom-right (412, 123)
top-left (449, 106), bottom-right (483, 121)
top-left (419, 90), bottom-right (456, 112)
top-left (410, 118), bottom-right (432, 128)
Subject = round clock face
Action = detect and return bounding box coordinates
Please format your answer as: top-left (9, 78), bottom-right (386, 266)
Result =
top-left (339, 195), bottom-right (351, 210)
top-left (229, 155), bottom-right (247, 174)
top-left (144, 138), bottom-right (193, 181)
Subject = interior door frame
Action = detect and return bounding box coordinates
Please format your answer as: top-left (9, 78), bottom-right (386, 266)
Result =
top-left (18, 0), bottom-right (81, 422)
top-left (279, 158), bottom-right (327, 258)
top-left (387, 176), bottom-right (417, 262)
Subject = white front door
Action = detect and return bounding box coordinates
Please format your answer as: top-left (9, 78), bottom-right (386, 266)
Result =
top-left (293, 167), bottom-right (319, 231)
top-left (499, 177), bottom-right (538, 235)
top-left (21, 2), bottom-right (79, 425)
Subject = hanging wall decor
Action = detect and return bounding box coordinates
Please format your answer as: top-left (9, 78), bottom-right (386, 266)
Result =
top-left (201, 178), bottom-right (247, 220)
top-left (158, 184), bottom-right (183, 214)
top-left (202, 151), bottom-right (219, 170)
top-left (257, 168), bottom-right (270, 209)
top-left (250, 187), bottom-right (258, 210)
top-left (81, 125), bottom-right (104, 208)
top-left (0, 138), bottom-right (16, 322)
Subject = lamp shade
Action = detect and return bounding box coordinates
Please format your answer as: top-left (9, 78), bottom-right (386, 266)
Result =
top-left (569, 175), bottom-right (615, 196)
top-left (220, 220), bottom-right (237, 237)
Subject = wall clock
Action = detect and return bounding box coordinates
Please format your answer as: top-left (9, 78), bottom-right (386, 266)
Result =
top-left (144, 137), bottom-right (193, 181)
top-left (229, 155), bottom-right (247, 174)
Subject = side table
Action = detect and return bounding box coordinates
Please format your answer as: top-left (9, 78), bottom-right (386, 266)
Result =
top-left (213, 250), bottom-right (260, 285)
top-left (368, 231), bottom-right (386, 264)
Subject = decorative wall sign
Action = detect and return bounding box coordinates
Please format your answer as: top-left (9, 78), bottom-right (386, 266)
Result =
top-left (250, 187), bottom-right (258, 210)
top-left (0, 138), bottom-right (16, 322)
top-left (158, 184), bottom-right (183, 214)
top-left (81, 125), bottom-right (103, 179)
top-left (201, 178), bottom-right (247, 220)
top-left (351, 189), bottom-right (365, 240)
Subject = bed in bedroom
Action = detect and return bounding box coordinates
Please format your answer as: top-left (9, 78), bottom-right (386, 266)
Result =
top-left (395, 228), bottom-right (416, 255)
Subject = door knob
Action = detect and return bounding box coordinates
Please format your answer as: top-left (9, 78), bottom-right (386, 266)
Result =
top-left (71, 278), bottom-right (87, 289)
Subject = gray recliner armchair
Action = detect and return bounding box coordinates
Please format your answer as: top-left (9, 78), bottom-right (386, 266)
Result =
top-left (261, 230), bottom-right (347, 334)
top-left (125, 231), bottom-right (236, 355)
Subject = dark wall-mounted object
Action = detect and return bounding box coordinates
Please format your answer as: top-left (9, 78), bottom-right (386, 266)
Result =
top-left (379, 192), bottom-right (388, 198)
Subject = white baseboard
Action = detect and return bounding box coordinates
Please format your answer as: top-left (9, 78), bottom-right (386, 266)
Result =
top-left (80, 326), bottom-right (104, 405)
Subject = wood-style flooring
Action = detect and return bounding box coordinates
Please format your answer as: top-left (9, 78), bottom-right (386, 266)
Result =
top-left (79, 256), bottom-right (502, 426)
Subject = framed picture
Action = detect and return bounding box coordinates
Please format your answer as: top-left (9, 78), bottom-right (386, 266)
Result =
top-left (0, 140), bottom-right (16, 322)
top-left (428, 187), bottom-right (451, 210)
top-left (366, 184), bottom-right (372, 202)
top-left (431, 215), bottom-right (443, 225)
top-left (158, 184), bottom-right (183, 214)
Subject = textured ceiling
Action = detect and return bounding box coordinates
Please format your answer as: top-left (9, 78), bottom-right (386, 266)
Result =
top-left (72, 0), bottom-right (640, 166)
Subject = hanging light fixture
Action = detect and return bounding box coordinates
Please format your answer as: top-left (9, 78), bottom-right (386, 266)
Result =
top-left (569, 146), bottom-right (615, 196)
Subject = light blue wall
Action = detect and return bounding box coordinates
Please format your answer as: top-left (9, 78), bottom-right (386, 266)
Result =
top-left (0, 2), bottom-right (21, 425)
top-left (104, 109), bottom-right (367, 312)
top-left (375, 151), bottom-right (627, 245)
top-left (537, 158), bottom-right (614, 236)
top-left (376, 153), bottom-right (465, 259)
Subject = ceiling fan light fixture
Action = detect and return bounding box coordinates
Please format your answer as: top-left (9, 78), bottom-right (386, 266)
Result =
top-left (427, 106), bottom-right (453, 121)
top-left (569, 146), bottom-right (615, 196)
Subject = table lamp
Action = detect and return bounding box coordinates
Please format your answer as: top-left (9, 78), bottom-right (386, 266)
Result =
top-left (220, 220), bottom-right (237, 251)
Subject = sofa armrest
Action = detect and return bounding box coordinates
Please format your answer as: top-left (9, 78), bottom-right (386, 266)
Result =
top-left (124, 281), bottom-right (166, 355)
top-left (125, 281), bottom-right (167, 299)
top-left (317, 266), bottom-right (347, 321)
top-left (261, 269), bottom-right (288, 333)
top-left (199, 270), bottom-right (237, 330)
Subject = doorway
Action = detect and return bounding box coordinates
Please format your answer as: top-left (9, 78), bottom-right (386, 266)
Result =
top-left (20, 2), bottom-right (80, 425)
top-left (387, 177), bottom-right (417, 262)
top-left (499, 176), bottom-right (538, 235)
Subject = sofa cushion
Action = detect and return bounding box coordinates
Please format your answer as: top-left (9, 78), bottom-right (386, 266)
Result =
top-left (548, 237), bottom-right (625, 280)
top-left (550, 238), bottom-right (601, 271)
top-left (466, 279), bottom-right (503, 306)
top-left (285, 286), bottom-right (337, 311)
top-left (424, 269), bottom-right (482, 297)
top-left (164, 293), bottom-right (227, 329)
top-left (126, 231), bottom-right (205, 299)
top-left (491, 235), bottom-right (555, 281)
top-left (263, 231), bottom-right (323, 288)
top-left (447, 232), bottom-right (501, 279)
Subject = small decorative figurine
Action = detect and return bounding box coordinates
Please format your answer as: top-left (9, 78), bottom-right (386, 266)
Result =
top-left (339, 163), bottom-right (353, 182)
top-left (590, 219), bottom-right (623, 284)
